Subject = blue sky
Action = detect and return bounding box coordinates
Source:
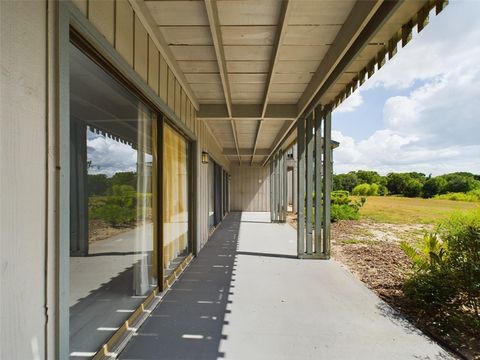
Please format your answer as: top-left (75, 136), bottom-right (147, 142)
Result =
top-left (332, 1), bottom-right (480, 176)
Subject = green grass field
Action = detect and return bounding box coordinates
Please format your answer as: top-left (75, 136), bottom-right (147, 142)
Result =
top-left (358, 196), bottom-right (479, 224)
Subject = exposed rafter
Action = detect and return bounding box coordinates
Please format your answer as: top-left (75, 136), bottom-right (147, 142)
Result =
top-left (204, 0), bottom-right (241, 164)
top-left (250, 120), bottom-right (263, 165)
top-left (197, 104), bottom-right (297, 121)
top-left (223, 148), bottom-right (271, 156)
top-left (260, 0), bottom-right (292, 120)
top-left (129, 0), bottom-right (199, 109)
top-left (251, 0), bottom-right (292, 165)
top-left (296, 0), bottom-right (383, 116)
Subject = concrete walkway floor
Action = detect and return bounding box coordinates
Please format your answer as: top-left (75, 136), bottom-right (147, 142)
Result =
top-left (119, 212), bottom-right (454, 360)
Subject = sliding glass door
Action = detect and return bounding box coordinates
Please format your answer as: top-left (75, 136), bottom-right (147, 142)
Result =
top-left (69, 43), bottom-right (158, 356)
top-left (69, 36), bottom-right (195, 357)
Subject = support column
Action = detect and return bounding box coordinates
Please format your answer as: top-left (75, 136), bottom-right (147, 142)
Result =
top-left (292, 145), bottom-right (297, 213)
top-left (314, 106), bottom-right (323, 254)
top-left (322, 110), bottom-right (332, 258)
top-left (305, 113), bottom-right (314, 254)
top-left (282, 151), bottom-right (288, 222)
top-left (270, 161), bottom-right (274, 221)
top-left (297, 117), bottom-right (305, 255)
top-left (297, 106), bottom-right (332, 259)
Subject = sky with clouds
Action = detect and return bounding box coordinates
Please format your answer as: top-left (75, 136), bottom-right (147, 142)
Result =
top-left (332, 1), bottom-right (480, 176)
top-left (87, 130), bottom-right (138, 177)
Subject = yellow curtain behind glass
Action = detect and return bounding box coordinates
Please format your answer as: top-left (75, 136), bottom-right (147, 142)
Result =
top-left (163, 125), bottom-right (189, 274)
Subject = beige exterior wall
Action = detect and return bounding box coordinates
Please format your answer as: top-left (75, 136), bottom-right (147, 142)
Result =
top-left (0, 1), bottom-right (50, 358)
top-left (230, 165), bottom-right (271, 212)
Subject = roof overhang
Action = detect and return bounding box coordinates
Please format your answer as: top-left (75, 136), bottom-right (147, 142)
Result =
top-left (132, 0), bottom-right (448, 165)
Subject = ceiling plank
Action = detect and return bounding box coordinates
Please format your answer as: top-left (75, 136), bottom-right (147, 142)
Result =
top-left (204, 0), bottom-right (241, 163)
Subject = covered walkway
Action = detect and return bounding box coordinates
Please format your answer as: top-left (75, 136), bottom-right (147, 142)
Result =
top-left (119, 212), bottom-right (453, 360)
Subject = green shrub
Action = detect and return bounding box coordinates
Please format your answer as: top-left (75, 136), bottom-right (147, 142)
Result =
top-left (352, 183), bottom-right (370, 196)
top-left (434, 189), bottom-right (480, 202)
top-left (378, 185), bottom-right (389, 196)
top-left (438, 209), bottom-right (480, 316)
top-left (329, 191), bottom-right (365, 222)
top-left (91, 204), bottom-right (136, 227)
top-left (403, 271), bottom-right (455, 306)
top-left (331, 204), bottom-right (360, 221)
top-left (402, 208), bottom-right (480, 318)
top-left (331, 190), bottom-right (351, 205)
top-left (352, 183), bottom-right (379, 196)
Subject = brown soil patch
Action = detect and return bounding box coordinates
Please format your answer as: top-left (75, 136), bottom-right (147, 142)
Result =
top-left (88, 219), bottom-right (134, 242)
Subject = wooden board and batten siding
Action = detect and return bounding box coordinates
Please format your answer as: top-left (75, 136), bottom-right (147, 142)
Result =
top-left (231, 166), bottom-right (271, 212)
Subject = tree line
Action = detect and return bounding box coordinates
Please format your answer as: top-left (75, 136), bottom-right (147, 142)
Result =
top-left (333, 170), bottom-right (480, 198)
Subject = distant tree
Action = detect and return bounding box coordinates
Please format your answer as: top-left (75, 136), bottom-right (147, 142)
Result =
top-left (333, 172), bottom-right (358, 193)
top-left (110, 172), bottom-right (137, 190)
top-left (386, 173), bottom-right (411, 195)
top-left (404, 178), bottom-right (423, 197)
top-left (442, 174), bottom-right (480, 193)
top-left (423, 177), bottom-right (448, 198)
top-left (87, 174), bottom-right (109, 196)
top-left (407, 172), bottom-right (427, 184)
top-left (355, 170), bottom-right (384, 185)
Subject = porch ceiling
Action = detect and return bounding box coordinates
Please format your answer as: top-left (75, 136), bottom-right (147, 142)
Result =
top-left (136, 0), bottom-right (447, 166)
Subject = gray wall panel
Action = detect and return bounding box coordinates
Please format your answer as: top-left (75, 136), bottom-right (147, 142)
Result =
top-left (231, 165), bottom-right (270, 212)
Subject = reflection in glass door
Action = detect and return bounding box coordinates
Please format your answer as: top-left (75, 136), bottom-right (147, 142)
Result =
top-left (69, 43), bottom-right (157, 357)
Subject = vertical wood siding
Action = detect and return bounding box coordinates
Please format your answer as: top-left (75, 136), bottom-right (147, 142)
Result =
top-left (230, 165), bottom-right (270, 211)
top-left (1, 1), bottom-right (48, 358)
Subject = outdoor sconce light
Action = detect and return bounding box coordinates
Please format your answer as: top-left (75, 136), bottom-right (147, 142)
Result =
top-left (202, 151), bottom-right (209, 164)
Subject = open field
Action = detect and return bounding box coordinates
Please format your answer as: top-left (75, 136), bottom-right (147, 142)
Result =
top-left (358, 196), bottom-right (479, 224)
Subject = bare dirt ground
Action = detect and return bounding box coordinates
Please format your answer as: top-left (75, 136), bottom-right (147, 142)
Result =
top-left (88, 219), bottom-right (134, 242)
top-left (286, 214), bottom-right (479, 359)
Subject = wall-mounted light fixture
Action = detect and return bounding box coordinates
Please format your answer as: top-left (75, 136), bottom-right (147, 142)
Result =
top-left (202, 151), bottom-right (209, 164)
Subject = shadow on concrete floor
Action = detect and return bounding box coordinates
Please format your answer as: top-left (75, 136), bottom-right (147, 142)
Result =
top-left (119, 212), bottom-right (241, 360)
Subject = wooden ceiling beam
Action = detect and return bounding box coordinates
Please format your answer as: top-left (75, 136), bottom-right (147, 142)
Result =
top-left (204, 0), bottom-right (241, 163)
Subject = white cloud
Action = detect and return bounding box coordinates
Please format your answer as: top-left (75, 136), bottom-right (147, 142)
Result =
top-left (87, 132), bottom-right (138, 177)
top-left (364, 2), bottom-right (480, 91)
top-left (333, 129), bottom-right (480, 176)
top-left (333, 2), bottom-right (480, 175)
